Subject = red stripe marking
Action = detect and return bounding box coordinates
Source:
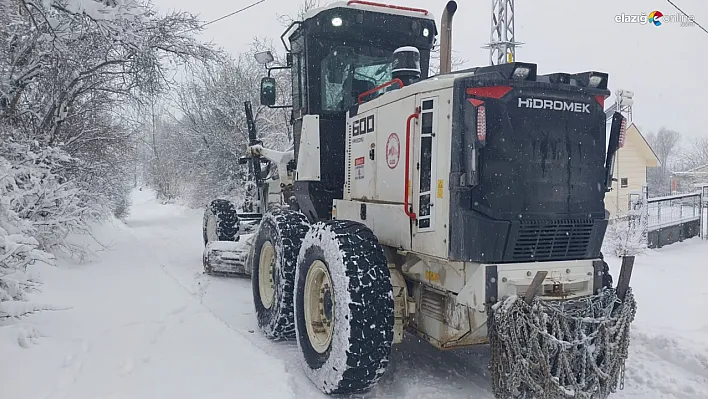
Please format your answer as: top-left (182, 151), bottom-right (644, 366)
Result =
top-left (466, 86), bottom-right (513, 99)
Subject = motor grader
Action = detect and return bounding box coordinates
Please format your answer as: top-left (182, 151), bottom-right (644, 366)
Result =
top-left (202, 1), bottom-right (637, 397)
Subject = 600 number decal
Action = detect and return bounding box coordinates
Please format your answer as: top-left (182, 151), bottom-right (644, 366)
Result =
top-left (353, 115), bottom-right (375, 136)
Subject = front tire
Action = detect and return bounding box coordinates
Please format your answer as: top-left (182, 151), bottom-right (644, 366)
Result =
top-left (203, 199), bottom-right (240, 245)
top-left (295, 220), bottom-right (394, 395)
top-left (250, 208), bottom-right (309, 340)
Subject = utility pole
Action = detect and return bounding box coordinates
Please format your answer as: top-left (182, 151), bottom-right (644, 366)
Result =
top-left (484, 0), bottom-right (523, 65)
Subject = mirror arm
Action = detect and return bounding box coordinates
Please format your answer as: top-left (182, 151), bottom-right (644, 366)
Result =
top-left (267, 65), bottom-right (292, 77)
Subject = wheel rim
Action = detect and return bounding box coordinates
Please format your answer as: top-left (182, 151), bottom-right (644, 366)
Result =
top-left (258, 241), bottom-right (276, 309)
top-left (304, 260), bottom-right (335, 354)
top-left (206, 213), bottom-right (219, 242)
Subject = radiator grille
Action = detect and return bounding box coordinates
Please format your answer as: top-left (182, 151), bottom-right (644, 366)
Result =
top-left (511, 219), bottom-right (594, 261)
top-left (420, 289), bottom-right (445, 322)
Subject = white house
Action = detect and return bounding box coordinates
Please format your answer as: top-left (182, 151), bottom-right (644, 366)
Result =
top-left (671, 164), bottom-right (708, 193)
top-left (605, 123), bottom-right (660, 218)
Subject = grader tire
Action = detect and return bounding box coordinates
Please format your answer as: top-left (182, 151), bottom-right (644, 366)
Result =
top-left (250, 208), bottom-right (310, 340)
top-left (294, 220), bottom-right (394, 395)
top-left (203, 199), bottom-right (240, 245)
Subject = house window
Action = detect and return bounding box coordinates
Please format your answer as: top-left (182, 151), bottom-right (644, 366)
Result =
top-left (621, 178), bottom-right (628, 188)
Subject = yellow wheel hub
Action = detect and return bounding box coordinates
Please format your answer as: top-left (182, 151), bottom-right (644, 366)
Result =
top-left (304, 260), bottom-right (335, 354)
top-left (258, 241), bottom-right (276, 309)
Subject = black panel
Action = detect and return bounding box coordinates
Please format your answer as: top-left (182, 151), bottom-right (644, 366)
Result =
top-left (292, 118), bottom-right (303, 166)
top-left (485, 265), bottom-right (498, 304)
top-left (420, 136), bottom-right (432, 193)
top-left (592, 260), bottom-right (603, 294)
top-left (648, 219), bottom-right (701, 249)
top-left (448, 71), bottom-right (611, 263)
top-left (295, 181), bottom-right (342, 223)
top-left (318, 117), bottom-right (347, 191)
top-left (421, 113), bottom-right (433, 134)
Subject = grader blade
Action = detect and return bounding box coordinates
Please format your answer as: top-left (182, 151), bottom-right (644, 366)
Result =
top-left (487, 283), bottom-right (637, 399)
top-left (203, 235), bottom-right (254, 276)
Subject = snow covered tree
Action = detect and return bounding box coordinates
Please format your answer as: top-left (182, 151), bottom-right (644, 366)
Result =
top-left (646, 127), bottom-right (681, 196)
top-left (0, 0), bottom-right (215, 213)
top-left (140, 39), bottom-right (292, 207)
top-left (0, 0), bottom-right (215, 321)
top-left (603, 198), bottom-right (649, 257)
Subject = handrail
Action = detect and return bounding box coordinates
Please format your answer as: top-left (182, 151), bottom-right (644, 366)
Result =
top-left (404, 108), bottom-right (420, 220)
top-left (357, 78), bottom-right (405, 104)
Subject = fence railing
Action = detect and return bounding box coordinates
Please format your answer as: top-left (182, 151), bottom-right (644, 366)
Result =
top-left (643, 191), bottom-right (704, 248)
top-left (646, 192), bottom-right (702, 231)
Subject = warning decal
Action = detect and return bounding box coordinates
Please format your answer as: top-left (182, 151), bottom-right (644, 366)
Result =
top-left (355, 156), bottom-right (365, 180)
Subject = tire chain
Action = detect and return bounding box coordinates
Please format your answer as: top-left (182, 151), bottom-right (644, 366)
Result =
top-left (488, 288), bottom-right (637, 399)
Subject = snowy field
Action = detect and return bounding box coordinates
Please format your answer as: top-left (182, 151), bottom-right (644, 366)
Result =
top-left (2, 189), bottom-right (707, 399)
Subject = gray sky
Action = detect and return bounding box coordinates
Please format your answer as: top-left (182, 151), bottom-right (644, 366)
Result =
top-left (152, 0), bottom-right (708, 141)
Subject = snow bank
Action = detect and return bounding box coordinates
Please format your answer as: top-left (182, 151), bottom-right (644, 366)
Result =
top-left (606, 238), bottom-right (708, 398)
top-left (0, 189), bottom-right (295, 399)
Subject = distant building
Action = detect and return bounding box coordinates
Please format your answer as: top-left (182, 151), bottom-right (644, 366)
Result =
top-left (605, 123), bottom-right (660, 218)
top-left (671, 164), bottom-right (708, 193)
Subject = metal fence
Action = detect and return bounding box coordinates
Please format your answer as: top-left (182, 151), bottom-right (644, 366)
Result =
top-left (644, 191), bottom-right (704, 248)
top-left (646, 192), bottom-right (702, 231)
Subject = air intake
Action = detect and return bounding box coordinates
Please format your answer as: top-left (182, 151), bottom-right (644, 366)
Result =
top-left (508, 219), bottom-right (594, 262)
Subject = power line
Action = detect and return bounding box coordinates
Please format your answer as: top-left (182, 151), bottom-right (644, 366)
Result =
top-left (665, 0), bottom-right (708, 35)
top-left (200, 0), bottom-right (268, 29)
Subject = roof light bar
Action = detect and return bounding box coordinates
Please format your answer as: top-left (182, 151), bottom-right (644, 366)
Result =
top-left (347, 1), bottom-right (430, 16)
top-left (571, 71), bottom-right (609, 90)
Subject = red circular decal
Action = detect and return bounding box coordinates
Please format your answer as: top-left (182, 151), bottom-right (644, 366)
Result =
top-left (386, 133), bottom-right (400, 169)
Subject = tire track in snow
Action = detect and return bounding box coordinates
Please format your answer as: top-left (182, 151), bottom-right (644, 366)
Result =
top-left (123, 198), bottom-right (496, 398)
top-left (115, 210), bottom-right (304, 398)
top-left (154, 263), bottom-right (313, 398)
top-left (619, 330), bottom-right (708, 398)
top-left (42, 339), bottom-right (90, 399)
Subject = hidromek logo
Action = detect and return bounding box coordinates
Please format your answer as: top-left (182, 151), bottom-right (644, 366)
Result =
top-left (517, 98), bottom-right (591, 114)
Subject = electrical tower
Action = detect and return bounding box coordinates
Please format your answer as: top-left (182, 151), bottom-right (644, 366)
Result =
top-left (484, 0), bottom-right (523, 65)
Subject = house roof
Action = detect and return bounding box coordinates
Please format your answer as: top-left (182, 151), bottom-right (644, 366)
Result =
top-left (685, 163), bottom-right (708, 173)
top-left (627, 123), bottom-right (661, 166)
top-left (672, 163), bottom-right (708, 176)
top-left (604, 121), bottom-right (661, 166)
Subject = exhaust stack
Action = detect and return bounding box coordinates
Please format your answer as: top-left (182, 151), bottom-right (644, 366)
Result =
top-left (439, 1), bottom-right (457, 74)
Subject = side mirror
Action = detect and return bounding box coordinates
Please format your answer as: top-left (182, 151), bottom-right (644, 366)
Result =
top-left (254, 51), bottom-right (274, 65)
top-left (260, 77), bottom-right (276, 106)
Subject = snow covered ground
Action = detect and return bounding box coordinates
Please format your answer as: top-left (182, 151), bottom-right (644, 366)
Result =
top-left (2, 189), bottom-right (707, 399)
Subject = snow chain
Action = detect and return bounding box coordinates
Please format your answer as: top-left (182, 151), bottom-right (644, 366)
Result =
top-left (488, 288), bottom-right (637, 399)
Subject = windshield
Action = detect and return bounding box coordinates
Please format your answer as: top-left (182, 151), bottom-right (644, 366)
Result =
top-left (321, 46), bottom-right (392, 112)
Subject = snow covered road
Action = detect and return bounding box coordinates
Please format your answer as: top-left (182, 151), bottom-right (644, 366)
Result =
top-left (2, 189), bottom-right (707, 398)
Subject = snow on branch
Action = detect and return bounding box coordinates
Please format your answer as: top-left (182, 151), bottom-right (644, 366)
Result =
top-left (0, 0), bottom-right (216, 327)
